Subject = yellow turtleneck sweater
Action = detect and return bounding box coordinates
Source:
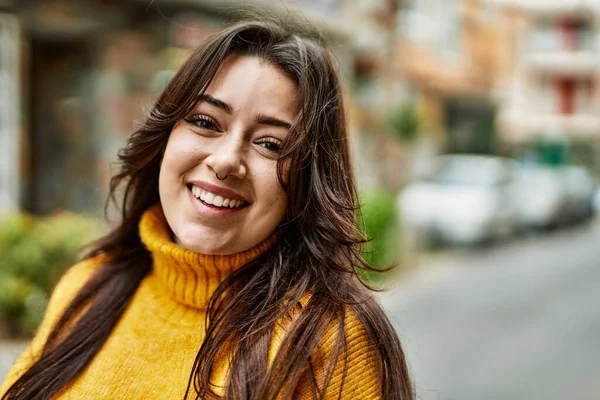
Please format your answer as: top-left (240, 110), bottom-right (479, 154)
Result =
top-left (1, 205), bottom-right (381, 399)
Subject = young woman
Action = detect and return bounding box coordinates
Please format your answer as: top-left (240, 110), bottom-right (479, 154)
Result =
top-left (1, 16), bottom-right (413, 400)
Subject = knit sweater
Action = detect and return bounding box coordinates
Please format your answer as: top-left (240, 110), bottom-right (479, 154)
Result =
top-left (1, 205), bottom-right (381, 399)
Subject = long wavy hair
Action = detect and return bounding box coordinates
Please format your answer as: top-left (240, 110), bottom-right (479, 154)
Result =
top-left (3, 16), bottom-right (413, 400)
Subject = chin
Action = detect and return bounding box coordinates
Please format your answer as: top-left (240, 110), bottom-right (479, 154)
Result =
top-left (174, 228), bottom-right (230, 255)
top-left (176, 237), bottom-right (220, 255)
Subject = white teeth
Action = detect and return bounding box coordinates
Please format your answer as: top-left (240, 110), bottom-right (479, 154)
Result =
top-left (190, 185), bottom-right (245, 209)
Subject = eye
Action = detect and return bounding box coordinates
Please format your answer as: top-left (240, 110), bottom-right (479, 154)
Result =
top-left (256, 137), bottom-right (283, 154)
top-left (184, 114), bottom-right (219, 131)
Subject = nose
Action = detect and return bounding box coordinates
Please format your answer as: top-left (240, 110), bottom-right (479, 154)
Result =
top-left (204, 134), bottom-right (247, 180)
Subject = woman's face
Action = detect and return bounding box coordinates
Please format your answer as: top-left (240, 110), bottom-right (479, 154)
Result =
top-left (159, 55), bottom-right (296, 254)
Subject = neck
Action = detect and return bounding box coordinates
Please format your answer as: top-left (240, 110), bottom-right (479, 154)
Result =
top-left (139, 204), bottom-right (277, 309)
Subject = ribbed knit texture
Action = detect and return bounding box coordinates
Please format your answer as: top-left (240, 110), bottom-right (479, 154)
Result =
top-left (141, 203), bottom-right (278, 309)
top-left (1, 204), bottom-right (381, 399)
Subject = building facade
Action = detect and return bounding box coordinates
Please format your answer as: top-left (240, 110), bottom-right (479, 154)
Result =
top-left (0, 0), bottom-right (352, 216)
top-left (496, 0), bottom-right (600, 169)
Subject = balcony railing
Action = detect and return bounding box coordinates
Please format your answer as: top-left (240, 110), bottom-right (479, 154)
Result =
top-left (528, 28), bottom-right (596, 53)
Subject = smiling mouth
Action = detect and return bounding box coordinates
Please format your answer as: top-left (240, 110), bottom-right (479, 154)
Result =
top-left (187, 184), bottom-right (248, 209)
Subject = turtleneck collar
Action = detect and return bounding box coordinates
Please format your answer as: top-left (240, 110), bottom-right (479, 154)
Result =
top-left (139, 204), bottom-right (277, 309)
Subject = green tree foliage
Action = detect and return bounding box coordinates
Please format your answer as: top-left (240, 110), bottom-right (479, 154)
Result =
top-left (359, 190), bottom-right (401, 283)
top-left (388, 103), bottom-right (420, 142)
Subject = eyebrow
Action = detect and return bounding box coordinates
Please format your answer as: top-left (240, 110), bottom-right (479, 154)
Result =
top-left (255, 114), bottom-right (292, 130)
top-left (198, 94), bottom-right (233, 114)
top-left (198, 94), bottom-right (292, 130)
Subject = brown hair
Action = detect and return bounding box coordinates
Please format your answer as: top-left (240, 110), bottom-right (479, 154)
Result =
top-left (3, 15), bottom-right (413, 400)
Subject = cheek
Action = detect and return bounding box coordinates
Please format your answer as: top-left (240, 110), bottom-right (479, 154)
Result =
top-left (270, 186), bottom-right (287, 210)
top-left (252, 163), bottom-right (287, 216)
top-left (159, 136), bottom-right (196, 206)
top-left (160, 133), bottom-right (203, 180)
top-left (265, 177), bottom-right (288, 219)
top-left (279, 159), bottom-right (291, 186)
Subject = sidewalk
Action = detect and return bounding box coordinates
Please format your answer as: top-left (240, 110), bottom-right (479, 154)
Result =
top-left (0, 340), bottom-right (28, 383)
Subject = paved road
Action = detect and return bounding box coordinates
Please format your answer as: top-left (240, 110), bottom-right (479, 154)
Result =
top-left (379, 218), bottom-right (600, 400)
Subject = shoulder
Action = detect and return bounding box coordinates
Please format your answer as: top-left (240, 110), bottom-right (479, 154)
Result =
top-left (45, 254), bottom-right (106, 317)
top-left (28, 254), bottom-right (105, 347)
top-left (54, 254), bottom-right (106, 295)
top-left (0, 254), bottom-right (107, 395)
top-left (35, 254), bottom-right (106, 340)
top-left (294, 292), bottom-right (380, 354)
top-left (320, 304), bottom-right (381, 370)
top-left (293, 297), bottom-right (383, 399)
top-left (27, 254), bottom-right (107, 356)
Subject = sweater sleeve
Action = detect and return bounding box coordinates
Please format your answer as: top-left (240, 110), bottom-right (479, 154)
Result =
top-left (293, 310), bottom-right (382, 400)
top-left (0, 256), bottom-right (101, 396)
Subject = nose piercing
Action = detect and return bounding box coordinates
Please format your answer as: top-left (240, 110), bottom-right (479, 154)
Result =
top-left (216, 172), bottom-right (227, 181)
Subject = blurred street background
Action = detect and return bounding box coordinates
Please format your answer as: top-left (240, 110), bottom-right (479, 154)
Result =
top-left (1, 0), bottom-right (600, 399)
top-left (380, 217), bottom-right (600, 400)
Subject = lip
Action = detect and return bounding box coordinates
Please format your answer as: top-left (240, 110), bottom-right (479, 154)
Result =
top-left (187, 180), bottom-right (249, 203)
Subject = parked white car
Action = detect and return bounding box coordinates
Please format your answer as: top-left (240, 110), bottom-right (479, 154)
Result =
top-left (512, 165), bottom-right (566, 229)
top-left (560, 165), bottom-right (596, 221)
top-left (512, 163), bottom-right (596, 229)
top-left (399, 155), bottom-right (517, 246)
top-left (593, 186), bottom-right (600, 215)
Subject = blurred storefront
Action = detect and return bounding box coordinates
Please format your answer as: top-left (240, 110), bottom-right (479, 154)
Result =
top-left (0, 0), bottom-right (351, 216)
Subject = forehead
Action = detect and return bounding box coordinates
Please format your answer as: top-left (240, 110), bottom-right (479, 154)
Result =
top-left (202, 54), bottom-right (298, 117)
